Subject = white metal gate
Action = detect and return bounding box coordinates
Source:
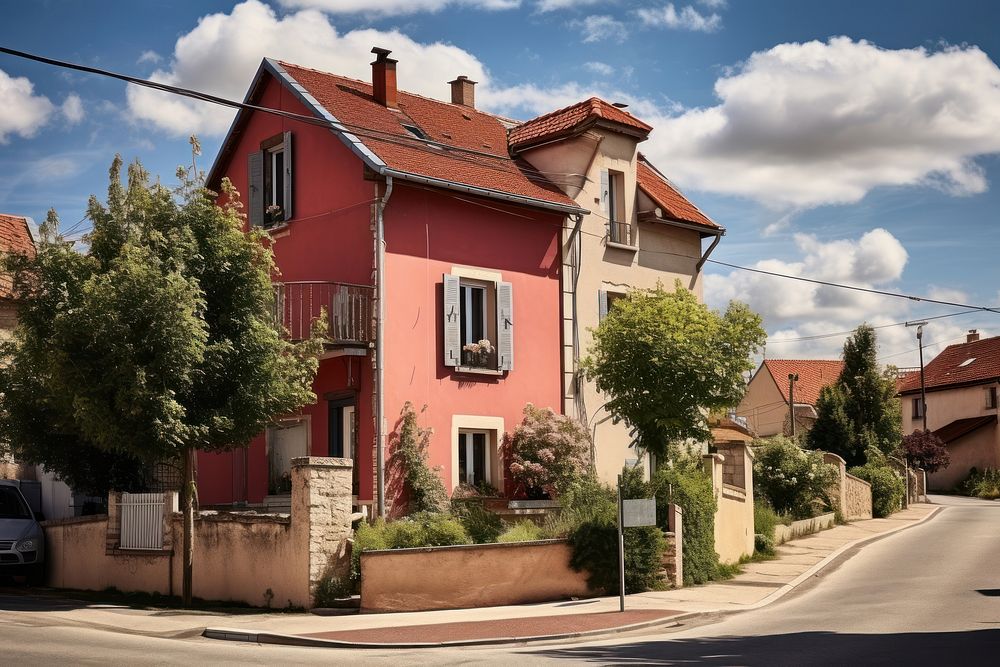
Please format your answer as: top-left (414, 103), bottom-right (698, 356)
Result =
top-left (119, 492), bottom-right (166, 550)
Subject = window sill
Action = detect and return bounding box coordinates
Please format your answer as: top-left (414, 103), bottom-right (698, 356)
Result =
top-left (606, 240), bottom-right (638, 252)
top-left (454, 366), bottom-right (505, 376)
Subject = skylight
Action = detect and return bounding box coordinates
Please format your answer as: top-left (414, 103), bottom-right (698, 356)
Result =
top-left (401, 124), bottom-right (428, 140)
top-left (960, 358), bottom-right (977, 367)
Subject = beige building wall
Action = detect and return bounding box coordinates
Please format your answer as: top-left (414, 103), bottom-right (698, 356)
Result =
top-left (522, 130), bottom-right (709, 483)
top-left (736, 367), bottom-right (788, 437)
top-left (901, 382), bottom-right (1000, 490)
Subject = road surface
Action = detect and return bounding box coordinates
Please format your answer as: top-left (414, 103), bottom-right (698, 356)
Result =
top-left (2, 495), bottom-right (997, 665)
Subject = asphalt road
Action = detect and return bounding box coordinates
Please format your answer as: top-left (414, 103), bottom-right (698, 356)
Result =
top-left (2, 494), bottom-right (998, 665)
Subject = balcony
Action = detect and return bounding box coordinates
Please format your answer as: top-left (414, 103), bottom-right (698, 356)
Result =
top-left (273, 281), bottom-right (374, 348)
top-left (608, 220), bottom-right (634, 247)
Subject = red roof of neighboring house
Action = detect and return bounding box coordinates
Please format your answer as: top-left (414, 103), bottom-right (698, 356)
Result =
top-left (898, 336), bottom-right (1000, 394)
top-left (508, 97), bottom-right (652, 150)
top-left (932, 415), bottom-right (997, 444)
top-left (0, 213), bottom-right (36, 299)
top-left (276, 62), bottom-right (577, 210)
top-left (761, 359), bottom-right (845, 406)
top-left (636, 155), bottom-right (719, 231)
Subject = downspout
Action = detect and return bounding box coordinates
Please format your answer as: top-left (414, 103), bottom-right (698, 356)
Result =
top-left (376, 175), bottom-right (393, 519)
top-left (695, 231), bottom-right (723, 272)
top-left (567, 213), bottom-right (585, 425)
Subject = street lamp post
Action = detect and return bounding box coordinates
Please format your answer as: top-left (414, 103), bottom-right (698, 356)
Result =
top-left (905, 321), bottom-right (929, 432)
top-left (788, 373), bottom-right (799, 438)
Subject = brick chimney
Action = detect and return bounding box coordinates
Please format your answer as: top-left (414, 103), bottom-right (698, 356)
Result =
top-left (968, 329), bottom-right (980, 343)
top-left (449, 75), bottom-right (476, 108)
top-left (371, 47), bottom-right (398, 109)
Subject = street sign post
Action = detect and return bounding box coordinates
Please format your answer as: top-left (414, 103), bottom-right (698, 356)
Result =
top-left (617, 473), bottom-right (657, 612)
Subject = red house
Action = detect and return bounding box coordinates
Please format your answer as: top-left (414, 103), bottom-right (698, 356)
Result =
top-left (202, 48), bottom-right (584, 516)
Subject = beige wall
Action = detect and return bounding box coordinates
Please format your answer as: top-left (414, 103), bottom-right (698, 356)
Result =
top-left (523, 129), bottom-right (708, 483)
top-left (360, 540), bottom-right (592, 612)
top-left (43, 457), bottom-right (352, 608)
top-left (823, 452), bottom-right (872, 521)
top-left (704, 448), bottom-right (754, 564)
top-left (902, 383), bottom-right (1000, 490)
top-left (736, 366), bottom-right (787, 437)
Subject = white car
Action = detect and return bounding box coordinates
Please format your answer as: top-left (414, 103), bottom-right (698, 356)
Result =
top-left (0, 481), bottom-right (44, 585)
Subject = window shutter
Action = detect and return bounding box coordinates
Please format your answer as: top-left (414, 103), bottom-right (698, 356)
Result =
top-left (598, 289), bottom-right (609, 321)
top-left (599, 169), bottom-right (609, 216)
top-left (282, 131), bottom-right (293, 221)
top-left (497, 281), bottom-right (514, 371)
top-left (248, 150), bottom-right (264, 227)
top-left (443, 274), bottom-right (461, 367)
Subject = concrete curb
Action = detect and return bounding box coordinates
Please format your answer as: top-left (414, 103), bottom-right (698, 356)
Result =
top-left (201, 505), bottom-right (944, 650)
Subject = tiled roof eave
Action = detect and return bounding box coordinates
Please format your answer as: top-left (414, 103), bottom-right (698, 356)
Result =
top-left (637, 209), bottom-right (725, 236)
top-left (898, 375), bottom-right (1000, 396)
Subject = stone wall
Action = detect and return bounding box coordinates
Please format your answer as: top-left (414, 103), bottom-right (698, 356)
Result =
top-left (43, 457), bottom-right (353, 608)
top-left (661, 503), bottom-right (683, 588)
top-left (360, 540), bottom-right (591, 612)
top-left (773, 512), bottom-right (836, 544)
top-left (824, 452), bottom-right (873, 521)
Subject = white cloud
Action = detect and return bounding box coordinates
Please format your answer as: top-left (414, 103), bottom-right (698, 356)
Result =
top-left (645, 37), bottom-right (1000, 208)
top-left (536, 0), bottom-right (600, 11)
top-left (583, 61), bottom-right (614, 76)
top-left (704, 227), bottom-right (985, 364)
top-left (137, 50), bottom-right (163, 65)
top-left (126, 0), bottom-right (490, 137)
top-left (573, 14), bottom-right (627, 43)
top-left (61, 94), bottom-right (85, 125)
top-left (699, 0), bottom-right (726, 8)
top-left (637, 3), bottom-right (722, 32)
top-left (0, 68), bottom-right (56, 143)
top-left (276, 0), bottom-right (519, 14)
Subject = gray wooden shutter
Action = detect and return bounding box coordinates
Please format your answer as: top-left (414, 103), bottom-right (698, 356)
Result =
top-left (599, 169), bottom-right (609, 216)
top-left (497, 281), bottom-right (514, 371)
top-left (282, 131), bottom-right (293, 221)
top-left (248, 150), bottom-right (264, 227)
top-left (598, 289), bottom-right (609, 321)
top-left (443, 274), bottom-right (461, 367)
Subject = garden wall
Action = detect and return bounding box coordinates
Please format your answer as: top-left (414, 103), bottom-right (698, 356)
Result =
top-left (823, 453), bottom-right (873, 521)
top-left (705, 445), bottom-right (755, 564)
top-left (360, 539), bottom-right (591, 612)
top-left (42, 457), bottom-right (353, 608)
top-left (773, 512), bottom-right (836, 545)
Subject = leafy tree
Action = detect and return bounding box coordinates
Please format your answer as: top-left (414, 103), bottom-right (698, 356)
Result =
top-left (808, 325), bottom-right (901, 467)
top-left (901, 429), bottom-right (950, 473)
top-left (0, 154), bottom-right (321, 605)
top-left (582, 282), bottom-right (765, 459)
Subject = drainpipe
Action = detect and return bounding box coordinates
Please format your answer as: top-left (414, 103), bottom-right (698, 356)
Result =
top-left (376, 175), bottom-right (393, 519)
top-left (567, 213), bottom-right (585, 423)
top-left (695, 231), bottom-right (723, 272)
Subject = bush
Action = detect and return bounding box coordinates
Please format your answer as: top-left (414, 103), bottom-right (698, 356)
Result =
top-left (498, 520), bottom-right (545, 543)
top-left (649, 457), bottom-right (719, 585)
top-left (313, 572), bottom-right (351, 607)
top-left (390, 402), bottom-right (448, 515)
top-left (542, 473), bottom-right (617, 538)
top-left (753, 500), bottom-right (791, 542)
top-left (960, 468), bottom-right (1000, 499)
top-left (900, 429), bottom-right (950, 473)
top-left (507, 404), bottom-right (591, 498)
top-left (350, 513), bottom-right (471, 585)
top-left (754, 436), bottom-right (838, 519)
top-left (452, 499), bottom-right (504, 544)
top-left (850, 462), bottom-right (905, 517)
top-left (754, 533), bottom-right (775, 555)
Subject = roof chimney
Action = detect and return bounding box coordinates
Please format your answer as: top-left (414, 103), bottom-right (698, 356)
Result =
top-left (968, 329), bottom-right (980, 343)
top-left (371, 47), bottom-right (398, 109)
top-left (449, 75), bottom-right (476, 108)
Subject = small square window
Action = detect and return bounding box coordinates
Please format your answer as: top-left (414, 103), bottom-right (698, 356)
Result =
top-left (912, 398), bottom-right (924, 419)
top-left (987, 387), bottom-right (997, 409)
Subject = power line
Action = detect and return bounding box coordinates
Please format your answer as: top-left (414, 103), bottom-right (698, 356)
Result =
top-left (766, 309), bottom-right (982, 344)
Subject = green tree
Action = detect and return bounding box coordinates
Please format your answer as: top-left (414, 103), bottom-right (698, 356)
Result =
top-left (583, 282), bottom-right (765, 459)
top-left (0, 154), bottom-right (321, 605)
top-left (808, 325), bottom-right (901, 467)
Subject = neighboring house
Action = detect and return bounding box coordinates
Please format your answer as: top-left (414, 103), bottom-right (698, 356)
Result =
top-left (899, 330), bottom-right (1000, 490)
top-left (736, 359), bottom-right (844, 437)
top-left (508, 99), bottom-right (725, 481)
top-left (201, 49), bottom-right (583, 516)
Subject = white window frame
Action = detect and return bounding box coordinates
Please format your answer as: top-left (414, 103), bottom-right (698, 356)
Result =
top-left (450, 415), bottom-right (504, 490)
top-left (267, 145), bottom-right (285, 209)
top-left (458, 430), bottom-right (490, 486)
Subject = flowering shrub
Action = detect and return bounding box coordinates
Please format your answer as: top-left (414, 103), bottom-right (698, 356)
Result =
top-left (507, 404), bottom-right (591, 498)
top-left (462, 339), bottom-right (493, 368)
top-left (753, 436), bottom-right (838, 518)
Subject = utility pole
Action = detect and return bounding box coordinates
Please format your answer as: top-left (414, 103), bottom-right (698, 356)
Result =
top-left (906, 321), bottom-right (929, 431)
top-left (788, 373), bottom-right (799, 438)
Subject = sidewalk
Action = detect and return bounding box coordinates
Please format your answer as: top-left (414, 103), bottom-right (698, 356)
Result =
top-left (3, 503), bottom-right (939, 648)
top-left (202, 502), bottom-right (941, 647)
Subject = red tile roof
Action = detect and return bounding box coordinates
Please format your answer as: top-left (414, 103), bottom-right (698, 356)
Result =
top-left (898, 336), bottom-right (1000, 394)
top-left (0, 214), bottom-right (36, 300)
top-left (933, 415), bottom-right (996, 444)
top-left (277, 62), bottom-right (577, 210)
top-left (508, 97), bottom-right (652, 150)
top-left (636, 155), bottom-right (720, 231)
top-left (761, 359), bottom-right (845, 406)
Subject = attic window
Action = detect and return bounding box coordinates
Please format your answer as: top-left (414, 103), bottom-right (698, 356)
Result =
top-left (960, 358), bottom-right (977, 367)
top-left (401, 124), bottom-right (428, 140)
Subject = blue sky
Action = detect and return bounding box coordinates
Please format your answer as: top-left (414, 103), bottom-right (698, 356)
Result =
top-left (3, 0), bottom-right (1000, 365)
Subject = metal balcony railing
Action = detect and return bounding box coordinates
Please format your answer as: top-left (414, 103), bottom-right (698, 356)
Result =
top-left (273, 281), bottom-right (374, 346)
top-left (609, 220), bottom-right (633, 246)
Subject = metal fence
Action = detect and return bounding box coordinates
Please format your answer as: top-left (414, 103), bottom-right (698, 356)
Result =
top-left (273, 281), bottom-right (374, 345)
top-left (119, 492), bottom-right (166, 550)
